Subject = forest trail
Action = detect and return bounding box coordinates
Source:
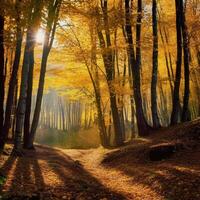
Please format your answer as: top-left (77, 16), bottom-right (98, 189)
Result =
top-left (1, 120), bottom-right (200, 200)
top-left (1, 145), bottom-right (165, 200)
top-left (63, 148), bottom-right (164, 200)
top-left (0, 145), bottom-right (125, 200)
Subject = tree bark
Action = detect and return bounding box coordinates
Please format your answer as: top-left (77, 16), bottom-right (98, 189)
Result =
top-left (181, 2), bottom-right (191, 122)
top-left (29, 0), bottom-right (62, 148)
top-left (124, 0), bottom-right (150, 136)
top-left (23, 0), bottom-right (43, 148)
top-left (151, 0), bottom-right (161, 128)
top-left (0, 6), bottom-right (5, 149)
top-left (14, 29), bottom-right (32, 151)
top-left (23, 44), bottom-right (35, 148)
top-left (171, 0), bottom-right (183, 125)
top-left (0, 9), bottom-right (23, 150)
top-left (97, 1), bottom-right (124, 146)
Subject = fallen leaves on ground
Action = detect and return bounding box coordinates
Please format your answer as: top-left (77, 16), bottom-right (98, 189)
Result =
top-left (0, 119), bottom-right (200, 200)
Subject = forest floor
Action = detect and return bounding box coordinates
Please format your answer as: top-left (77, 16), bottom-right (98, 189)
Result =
top-left (0, 119), bottom-right (200, 200)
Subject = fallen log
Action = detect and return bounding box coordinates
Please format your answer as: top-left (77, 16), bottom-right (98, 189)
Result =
top-left (149, 142), bottom-right (183, 161)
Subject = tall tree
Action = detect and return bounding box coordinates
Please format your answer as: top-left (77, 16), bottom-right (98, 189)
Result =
top-left (89, 22), bottom-right (109, 147)
top-left (171, 0), bottom-right (183, 125)
top-left (151, 0), bottom-right (161, 128)
top-left (0, 1), bottom-right (5, 148)
top-left (181, 1), bottom-right (191, 122)
top-left (0, 0), bottom-right (23, 150)
top-left (96, 0), bottom-right (124, 146)
top-left (29, 0), bottom-right (62, 149)
top-left (124, 0), bottom-right (150, 136)
top-left (23, 0), bottom-right (43, 148)
top-left (171, 0), bottom-right (191, 124)
top-left (13, 0), bottom-right (42, 153)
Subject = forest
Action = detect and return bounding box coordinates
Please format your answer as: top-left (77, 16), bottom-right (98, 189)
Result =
top-left (0, 0), bottom-right (200, 199)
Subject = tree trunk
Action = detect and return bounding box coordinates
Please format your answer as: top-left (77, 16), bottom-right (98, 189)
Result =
top-left (151, 0), bottom-right (161, 128)
top-left (23, 0), bottom-right (43, 149)
top-left (0, 8), bottom-right (5, 150)
top-left (181, 2), bottom-right (191, 122)
top-left (14, 30), bottom-right (32, 151)
top-left (124, 0), bottom-right (150, 136)
top-left (29, 0), bottom-right (62, 148)
top-left (171, 0), bottom-right (183, 125)
top-left (0, 18), bottom-right (22, 150)
top-left (97, 1), bottom-right (124, 146)
top-left (13, 0), bottom-right (42, 152)
top-left (12, 81), bottom-right (19, 141)
top-left (90, 23), bottom-right (109, 146)
top-left (23, 45), bottom-right (35, 148)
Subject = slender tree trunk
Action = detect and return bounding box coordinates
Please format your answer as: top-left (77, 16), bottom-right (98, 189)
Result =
top-left (12, 81), bottom-right (18, 141)
top-left (14, 29), bottom-right (32, 152)
top-left (23, 0), bottom-right (42, 148)
top-left (13, 0), bottom-right (44, 153)
top-left (181, 2), bottom-right (191, 122)
top-left (90, 29), bottom-right (108, 145)
top-left (59, 97), bottom-right (65, 130)
top-left (0, 8), bottom-right (5, 149)
top-left (122, 26), bottom-right (136, 138)
top-left (23, 40), bottom-right (35, 148)
top-left (97, 1), bottom-right (123, 146)
top-left (29, 0), bottom-right (62, 148)
top-left (124, 0), bottom-right (150, 136)
top-left (115, 38), bottom-right (126, 141)
top-left (0, 19), bottom-right (23, 150)
top-left (158, 9), bottom-right (183, 116)
top-left (171, 0), bottom-right (183, 125)
top-left (151, 0), bottom-right (161, 128)
top-left (128, 57), bottom-right (136, 138)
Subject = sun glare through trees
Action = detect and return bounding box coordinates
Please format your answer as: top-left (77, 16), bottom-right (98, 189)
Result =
top-left (36, 29), bottom-right (45, 44)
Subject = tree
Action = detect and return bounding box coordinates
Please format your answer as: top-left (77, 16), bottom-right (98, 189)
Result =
top-left (124, 0), bottom-right (150, 136)
top-left (151, 0), bottom-right (161, 128)
top-left (171, 0), bottom-right (191, 124)
top-left (96, 0), bottom-right (124, 146)
top-left (0, 0), bottom-right (23, 150)
top-left (28, 0), bottom-right (62, 149)
top-left (23, 0), bottom-right (43, 148)
top-left (13, 0), bottom-right (42, 153)
top-left (89, 21), bottom-right (109, 147)
top-left (181, 1), bottom-right (191, 122)
top-left (0, 1), bottom-right (5, 149)
top-left (171, 0), bottom-right (183, 125)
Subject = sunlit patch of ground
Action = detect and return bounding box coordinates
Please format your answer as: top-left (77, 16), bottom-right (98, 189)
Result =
top-left (65, 148), bottom-right (164, 200)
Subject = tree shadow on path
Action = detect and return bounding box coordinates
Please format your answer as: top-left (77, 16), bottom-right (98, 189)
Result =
top-left (37, 145), bottom-right (126, 200)
top-left (0, 146), bottom-right (126, 200)
top-left (0, 151), bottom-right (45, 199)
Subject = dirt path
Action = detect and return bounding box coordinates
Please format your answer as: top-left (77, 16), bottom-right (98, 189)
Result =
top-left (63, 148), bottom-right (164, 200)
top-left (0, 145), bottom-right (166, 200)
top-left (0, 146), bottom-right (125, 200)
